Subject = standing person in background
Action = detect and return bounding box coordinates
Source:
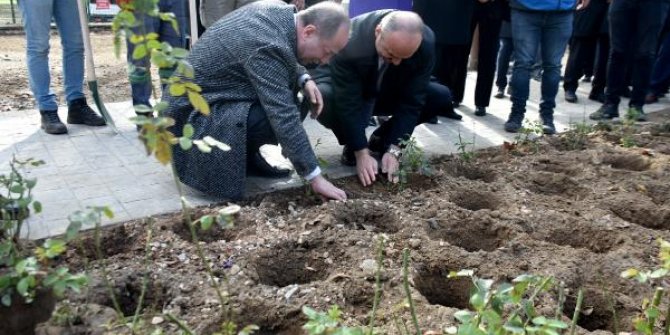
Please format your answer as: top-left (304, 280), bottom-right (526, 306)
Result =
top-left (466, 0), bottom-right (507, 117)
top-left (413, 0), bottom-right (476, 108)
top-left (562, 0), bottom-right (608, 103)
top-left (494, 19), bottom-right (514, 99)
top-left (126, 0), bottom-right (188, 117)
top-left (586, 4), bottom-right (610, 103)
top-left (646, 7), bottom-right (670, 104)
top-left (19, 0), bottom-right (107, 135)
top-left (504, 0), bottom-right (589, 135)
top-left (590, 0), bottom-right (665, 121)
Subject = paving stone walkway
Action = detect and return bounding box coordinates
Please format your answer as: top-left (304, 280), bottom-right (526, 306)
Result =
top-left (1, 73), bottom-right (668, 239)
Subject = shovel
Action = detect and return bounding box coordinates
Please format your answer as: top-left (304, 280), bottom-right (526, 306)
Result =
top-left (75, 0), bottom-right (119, 134)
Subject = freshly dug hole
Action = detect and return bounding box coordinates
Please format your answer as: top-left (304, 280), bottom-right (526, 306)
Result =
top-left (253, 241), bottom-right (330, 287)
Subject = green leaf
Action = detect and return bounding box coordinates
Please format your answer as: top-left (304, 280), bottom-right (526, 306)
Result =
top-left (193, 140), bottom-right (212, 153)
top-left (448, 269), bottom-right (474, 278)
top-left (532, 316), bottom-right (548, 325)
top-left (146, 32), bottom-right (159, 40)
top-left (302, 306), bottom-right (318, 319)
top-left (454, 310), bottom-right (475, 323)
top-left (470, 292), bottom-right (486, 310)
top-left (169, 83), bottom-right (186, 96)
top-left (134, 104), bottom-right (153, 114)
top-left (129, 33), bottom-right (144, 44)
top-left (9, 184), bottom-right (25, 194)
top-left (1, 294), bottom-right (10, 307)
top-left (200, 215), bottom-right (214, 230)
top-left (621, 268), bottom-right (639, 279)
top-left (545, 319), bottom-right (568, 329)
top-left (132, 44), bottom-right (148, 60)
top-left (15, 259), bottom-right (28, 274)
top-left (188, 91), bottom-right (210, 115)
top-left (25, 178), bottom-right (37, 189)
top-left (147, 39), bottom-right (161, 50)
top-left (172, 47), bottom-right (189, 58)
top-left (179, 137), bottom-right (192, 150)
top-left (650, 268), bottom-right (668, 279)
top-left (17, 276), bottom-right (31, 296)
top-left (44, 239), bottom-right (67, 258)
top-left (183, 124), bottom-right (194, 138)
top-left (102, 207), bottom-right (114, 219)
top-left (33, 201), bottom-right (42, 214)
top-left (238, 325), bottom-right (259, 335)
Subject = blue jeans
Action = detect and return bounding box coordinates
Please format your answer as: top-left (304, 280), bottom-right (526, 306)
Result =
top-left (127, 0), bottom-right (188, 107)
top-left (496, 37), bottom-right (514, 89)
top-left (20, 0), bottom-right (85, 111)
top-left (509, 9), bottom-right (573, 118)
top-left (606, 0), bottom-right (665, 107)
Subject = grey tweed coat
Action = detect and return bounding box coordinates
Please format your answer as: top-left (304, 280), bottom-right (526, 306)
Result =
top-left (165, 1), bottom-right (319, 199)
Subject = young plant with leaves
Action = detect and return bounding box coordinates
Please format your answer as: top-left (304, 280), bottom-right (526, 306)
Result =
top-left (302, 305), bottom-right (365, 335)
top-left (619, 108), bottom-right (639, 148)
top-left (514, 120), bottom-right (544, 153)
top-left (394, 137), bottom-right (430, 190)
top-left (621, 238), bottom-right (670, 335)
top-left (564, 121), bottom-right (592, 150)
top-left (446, 271), bottom-right (572, 335)
top-left (455, 131), bottom-right (476, 163)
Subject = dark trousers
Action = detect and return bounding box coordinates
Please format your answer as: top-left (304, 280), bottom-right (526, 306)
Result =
top-left (314, 80), bottom-right (452, 147)
top-left (247, 103), bottom-right (278, 154)
top-left (590, 33), bottom-right (610, 95)
top-left (606, 0), bottom-right (665, 107)
top-left (434, 44), bottom-right (470, 104)
top-left (563, 36), bottom-right (598, 92)
top-left (650, 31), bottom-right (670, 95)
top-left (496, 37), bottom-right (514, 90)
top-left (470, 10), bottom-right (503, 107)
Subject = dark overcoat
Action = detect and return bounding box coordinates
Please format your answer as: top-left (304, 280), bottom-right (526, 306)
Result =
top-left (412, 0), bottom-right (476, 45)
top-left (165, 1), bottom-right (318, 199)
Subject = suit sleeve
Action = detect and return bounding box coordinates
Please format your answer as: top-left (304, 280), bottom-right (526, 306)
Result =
top-left (383, 50), bottom-right (435, 149)
top-left (330, 58), bottom-right (369, 151)
top-left (244, 45), bottom-right (319, 176)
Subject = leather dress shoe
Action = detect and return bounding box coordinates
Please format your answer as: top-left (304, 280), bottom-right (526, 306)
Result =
top-left (67, 98), bottom-right (106, 126)
top-left (564, 91), bottom-right (578, 103)
top-left (474, 106), bottom-right (487, 117)
top-left (247, 151), bottom-right (291, 178)
top-left (441, 110), bottom-right (463, 120)
top-left (427, 116), bottom-right (438, 124)
top-left (40, 110), bottom-right (68, 135)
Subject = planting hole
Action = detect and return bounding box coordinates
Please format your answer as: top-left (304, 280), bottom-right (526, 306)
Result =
top-left (527, 171), bottom-right (586, 197)
top-left (602, 154), bottom-right (651, 171)
top-left (253, 241), bottom-right (329, 287)
top-left (608, 196), bottom-right (670, 230)
top-left (331, 200), bottom-right (399, 233)
top-left (537, 224), bottom-right (623, 253)
top-left (413, 264), bottom-right (473, 309)
top-left (445, 161), bottom-right (497, 183)
top-left (564, 288), bottom-right (626, 332)
top-left (450, 189), bottom-right (501, 211)
top-left (427, 218), bottom-right (510, 252)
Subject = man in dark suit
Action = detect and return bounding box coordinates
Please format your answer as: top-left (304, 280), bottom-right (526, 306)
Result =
top-left (166, 1), bottom-right (349, 200)
top-left (310, 10), bottom-right (454, 186)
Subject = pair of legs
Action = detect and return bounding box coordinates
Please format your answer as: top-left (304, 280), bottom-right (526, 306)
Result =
top-left (20, 0), bottom-right (105, 134)
top-left (495, 36), bottom-right (514, 97)
top-left (506, 9), bottom-right (573, 134)
top-left (592, 0), bottom-right (664, 120)
top-left (126, 0), bottom-right (189, 109)
top-left (469, 5), bottom-right (503, 115)
top-left (648, 31), bottom-right (670, 101)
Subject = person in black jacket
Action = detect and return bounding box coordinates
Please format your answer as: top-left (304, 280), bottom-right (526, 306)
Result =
top-left (413, 0), bottom-right (476, 106)
top-left (309, 10), bottom-right (455, 186)
top-left (563, 0), bottom-right (608, 103)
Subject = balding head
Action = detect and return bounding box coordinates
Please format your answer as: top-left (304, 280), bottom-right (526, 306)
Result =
top-left (375, 11), bottom-right (424, 65)
top-left (296, 2), bottom-right (350, 65)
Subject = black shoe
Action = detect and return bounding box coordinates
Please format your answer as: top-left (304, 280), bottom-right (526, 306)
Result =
top-left (494, 88), bottom-right (505, 99)
top-left (588, 92), bottom-right (606, 103)
top-left (645, 93), bottom-right (659, 104)
top-left (67, 98), bottom-right (106, 126)
top-left (376, 116), bottom-right (390, 127)
top-left (564, 91), bottom-right (578, 103)
top-left (368, 116), bottom-right (377, 127)
top-left (440, 110), bottom-right (463, 120)
top-left (504, 113), bottom-right (524, 133)
top-left (247, 151), bottom-right (291, 178)
top-left (581, 75), bottom-right (592, 83)
top-left (589, 104), bottom-right (619, 120)
top-left (541, 114), bottom-right (556, 135)
top-left (452, 101), bottom-right (461, 108)
top-left (40, 110), bottom-right (68, 135)
top-left (622, 88), bottom-right (632, 98)
top-left (627, 106), bottom-right (648, 122)
top-left (427, 116), bottom-right (438, 124)
top-left (340, 145), bottom-right (356, 166)
top-left (474, 106), bottom-right (487, 117)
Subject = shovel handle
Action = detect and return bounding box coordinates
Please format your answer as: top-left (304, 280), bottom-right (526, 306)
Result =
top-left (76, 0), bottom-right (97, 81)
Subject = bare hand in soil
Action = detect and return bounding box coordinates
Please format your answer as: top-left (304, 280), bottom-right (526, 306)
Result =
top-left (310, 175), bottom-right (347, 201)
top-left (355, 149), bottom-right (378, 186)
top-left (303, 80), bottom-right (323, 119)
top-left (381, 152), bottom-right (400, 183)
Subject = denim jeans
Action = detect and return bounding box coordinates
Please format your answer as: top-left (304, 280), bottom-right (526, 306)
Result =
top-left (606, 0), bottom-right (664, 107)
top-left (20, 0), bottom-right (85, 111)
top-left (127, 0), bottom-right (188, 107)
top-left (509, 9), bottom-right (573, 118)
top-left (496, 37), bottom-right (514, 89)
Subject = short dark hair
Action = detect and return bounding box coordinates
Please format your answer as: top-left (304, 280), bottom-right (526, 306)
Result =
top-left (297, 2), bottom-right (350, 40)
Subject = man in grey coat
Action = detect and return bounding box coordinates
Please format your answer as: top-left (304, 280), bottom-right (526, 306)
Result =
top-left (166, 1), bottom-right (349, 200)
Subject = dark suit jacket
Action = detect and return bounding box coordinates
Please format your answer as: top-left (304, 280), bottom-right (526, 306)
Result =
top-left (166, 2), bottom-right (317, 199)
top-left (413, 0), bottom-right (476, 45)
top-left (313, 9), bottom-right (435, 151)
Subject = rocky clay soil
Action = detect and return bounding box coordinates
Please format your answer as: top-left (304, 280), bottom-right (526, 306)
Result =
top-left (0, 30), bottom-right (151, 112)
top-left (24, 110), bottom-right (670, 335)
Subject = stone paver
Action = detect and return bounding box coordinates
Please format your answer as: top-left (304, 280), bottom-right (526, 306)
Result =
top-left (1, 74), bottom-right (668, 239)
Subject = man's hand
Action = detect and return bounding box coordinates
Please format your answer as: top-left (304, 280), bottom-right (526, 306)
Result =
top-left (310, 175), bottom-right (347, 201)
top-left (355, 149), bottom-right (378, 186)
top-left (576, 0), bottom-right (590, 10)
top-left (381, 152), bottom-right (400, 184)
top-left (303, 80), bottom-right (323, 119)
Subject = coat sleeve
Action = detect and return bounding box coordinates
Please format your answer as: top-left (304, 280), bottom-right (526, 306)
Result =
top-left (383, 51), bottom-right (434, 149)
top-left (244, 45), bottom-right (319, 176)
top-left (330, 59), bottom-right (369, 152)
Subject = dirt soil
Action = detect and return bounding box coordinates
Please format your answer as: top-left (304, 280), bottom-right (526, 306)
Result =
top-left (0, 29), bottom-right (149, 112)
top-left (25, 110), bottom-right (669, 335)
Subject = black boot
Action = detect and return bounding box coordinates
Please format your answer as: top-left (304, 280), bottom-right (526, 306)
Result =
top-left (247, 151), bottom-right (291, 178)
top-left (40, 110), bottom-right (68, 135)
top-left (67, 98), bottom-right (106, 126)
